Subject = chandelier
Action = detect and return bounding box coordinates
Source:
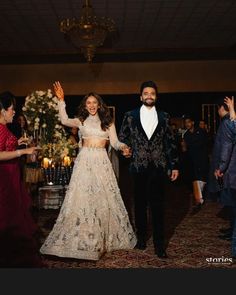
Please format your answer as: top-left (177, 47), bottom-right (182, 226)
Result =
top-left (60, 0), bottom-right (116, 62)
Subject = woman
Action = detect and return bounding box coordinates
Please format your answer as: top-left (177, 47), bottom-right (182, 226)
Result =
top-left (68, 126), bottom-right (80, 157)
top-left (0, 91), bottom-right (42, 267)
top-left (68, 126), bottom-right (80, 145)
top-left (40, 82), bottom-right (137, 261)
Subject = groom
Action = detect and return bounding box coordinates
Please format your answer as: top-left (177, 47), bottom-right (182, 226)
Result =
top-left (119, 81), bottom-right (179, 258)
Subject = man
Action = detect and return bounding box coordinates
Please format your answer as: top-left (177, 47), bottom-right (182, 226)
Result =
top-left (199, 120), bottom-right (209, 133)
top-left (119, 81), bottom-right (179, 258)
top-left (210, 96), bottom-right (236, 258)
top-left (183, 116), bottom-right (209, 214)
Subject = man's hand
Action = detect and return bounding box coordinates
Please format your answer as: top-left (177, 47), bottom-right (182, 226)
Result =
top-left (214, 169), bottom-right (224, 179)
top-left (121, 145), bottom-right (132, 158)
top-left (224, 96), bottom-right (235, 120)
top-left (170, 170), bottom-right (179, 181)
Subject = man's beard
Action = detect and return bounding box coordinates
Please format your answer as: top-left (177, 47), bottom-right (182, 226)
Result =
top-left (143, 99), bottom-right (156, 107)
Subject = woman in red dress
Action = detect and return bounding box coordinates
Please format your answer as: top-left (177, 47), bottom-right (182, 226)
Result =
top-left (0, 91), bottom-right (42, 267)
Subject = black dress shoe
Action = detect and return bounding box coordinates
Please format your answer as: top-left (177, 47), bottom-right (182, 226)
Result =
top-left (155, 248), bottom-right (168, 258)
top-left (218, 233), bottom-right (232, 241)
top-left (135, 240), bottom-right (146, 250)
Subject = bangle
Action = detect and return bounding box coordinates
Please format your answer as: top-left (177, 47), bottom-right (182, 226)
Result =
top-left (16, 150), bottom-right (21, 157)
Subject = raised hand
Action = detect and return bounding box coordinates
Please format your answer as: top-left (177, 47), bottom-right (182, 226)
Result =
top-left (53, 81), bottom-right (64, 101)
top-left (224, 96), bottom-right (235, 120)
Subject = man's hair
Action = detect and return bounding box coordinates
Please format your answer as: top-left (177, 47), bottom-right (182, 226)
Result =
top-left (140, 81), bottom-right (158, 95)
top-left (183, 114), bottom-right (194, 122)
top-left (216, 97), bottom-right (229, 112)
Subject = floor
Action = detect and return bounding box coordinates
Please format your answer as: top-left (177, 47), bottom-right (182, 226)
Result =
top-left (32, 160), bottom-right (236, 269)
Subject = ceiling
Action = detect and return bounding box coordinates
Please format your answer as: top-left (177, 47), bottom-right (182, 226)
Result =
top-left (1, 0), bottom-right (236, 64)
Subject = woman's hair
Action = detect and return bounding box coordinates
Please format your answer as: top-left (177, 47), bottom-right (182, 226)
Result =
top-left (77, 92), bottom-right (113, 131)
top-left (0, 91), bottom-right (16, 111)
top-left (16, 113), bottom-right (28, 129)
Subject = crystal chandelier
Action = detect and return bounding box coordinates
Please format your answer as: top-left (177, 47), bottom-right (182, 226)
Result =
top-left (60, 0), bottom-right (116, 62)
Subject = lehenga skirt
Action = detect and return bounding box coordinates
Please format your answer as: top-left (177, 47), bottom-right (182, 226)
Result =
top-left (40, 147), bottom-right (137, 260)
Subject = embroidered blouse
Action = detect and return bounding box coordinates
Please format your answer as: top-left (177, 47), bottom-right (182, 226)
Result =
top-left (58, 101), bottom-right (125, 151)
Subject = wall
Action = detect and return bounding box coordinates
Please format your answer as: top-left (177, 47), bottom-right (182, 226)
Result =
top-left (1, 60), bottom-right (236, 96)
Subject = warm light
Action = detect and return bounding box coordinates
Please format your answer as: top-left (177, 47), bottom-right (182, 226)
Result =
top-left (42, 157), bottom-right (53, 168)
top-left (63, 156), bottom-right (71, 167)
top-left (60, 0), bottom-right (116, 62)
top-left (42, 157), bottom-right (49, 169)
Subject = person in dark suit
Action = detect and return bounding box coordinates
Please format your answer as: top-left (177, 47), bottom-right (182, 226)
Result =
top-left (183, 116), bottom-right (209, 214)
top-left (210, 96), bottom-right (236, 258)
top-left (118, 81), bottom-right (179, 258)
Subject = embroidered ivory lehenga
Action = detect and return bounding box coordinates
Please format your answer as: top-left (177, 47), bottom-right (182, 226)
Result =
top-left (40, 101), bottom-right (137, 260)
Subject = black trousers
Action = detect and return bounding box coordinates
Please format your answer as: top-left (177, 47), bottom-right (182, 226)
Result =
top-left (132, 165), bottom-right (165, 249)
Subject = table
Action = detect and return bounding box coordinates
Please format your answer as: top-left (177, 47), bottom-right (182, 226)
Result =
top-left (38, 185), bottom-right (65, 209)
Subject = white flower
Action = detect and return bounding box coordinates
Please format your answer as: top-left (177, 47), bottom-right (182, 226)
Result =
top-left (37, 90), bottom-right (45, 96)
top-left (23, 89), bottom-right (71, 162)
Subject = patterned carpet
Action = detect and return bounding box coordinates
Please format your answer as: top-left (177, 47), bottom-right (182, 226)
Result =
top-left (34, 170), bottom-right (236, 269)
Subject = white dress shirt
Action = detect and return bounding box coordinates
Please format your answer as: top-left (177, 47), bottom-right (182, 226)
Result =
top-left (140, 105), bottom-right (158, 140)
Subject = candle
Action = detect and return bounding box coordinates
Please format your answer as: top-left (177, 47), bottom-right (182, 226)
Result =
top-left (48, 159), bottom-right (53, 168)
top-left (63, 156), bottom-right (71, 166)
top-left (42, 157), bottom-right (49, 169)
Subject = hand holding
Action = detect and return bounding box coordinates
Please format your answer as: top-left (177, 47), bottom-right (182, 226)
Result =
top-left (121, 145), bottom-right (132, 158)
top-left (53, 81), bottom-right (64, 101)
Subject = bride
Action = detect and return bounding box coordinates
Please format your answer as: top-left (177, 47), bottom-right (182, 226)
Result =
top-left (40, 82), bottom-right (137, 261)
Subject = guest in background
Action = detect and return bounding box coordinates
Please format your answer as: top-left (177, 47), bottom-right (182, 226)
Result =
top-left (209, 96), bottom-right (236, 258)
top-left (0, 91), bottom-right (42, 267)
top-left (67, 126), bottom-right (80, 158)
top-left (12, 113), bottom-right (31, 180)
top-left (199, 120), bottom-right (209, 133)
top-left (68, 126), bottom-right (80, 145)
top-left (8, 113), bottom-right (28, 140)
top-left (183, 116), bottom-right (209, 214)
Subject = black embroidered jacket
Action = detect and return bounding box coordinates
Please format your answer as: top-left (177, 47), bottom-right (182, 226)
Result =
top-left (119, 107), bottom-right (179, 174)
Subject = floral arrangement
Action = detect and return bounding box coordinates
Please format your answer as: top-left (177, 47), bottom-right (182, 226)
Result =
top-left (23, 89), bottom-right (75, 163)
top-left (39, 139), bottom-right (75, 162)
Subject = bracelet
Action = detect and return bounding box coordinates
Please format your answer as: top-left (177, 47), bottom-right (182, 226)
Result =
top-left (16, 150), bottom-right (21, 157)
